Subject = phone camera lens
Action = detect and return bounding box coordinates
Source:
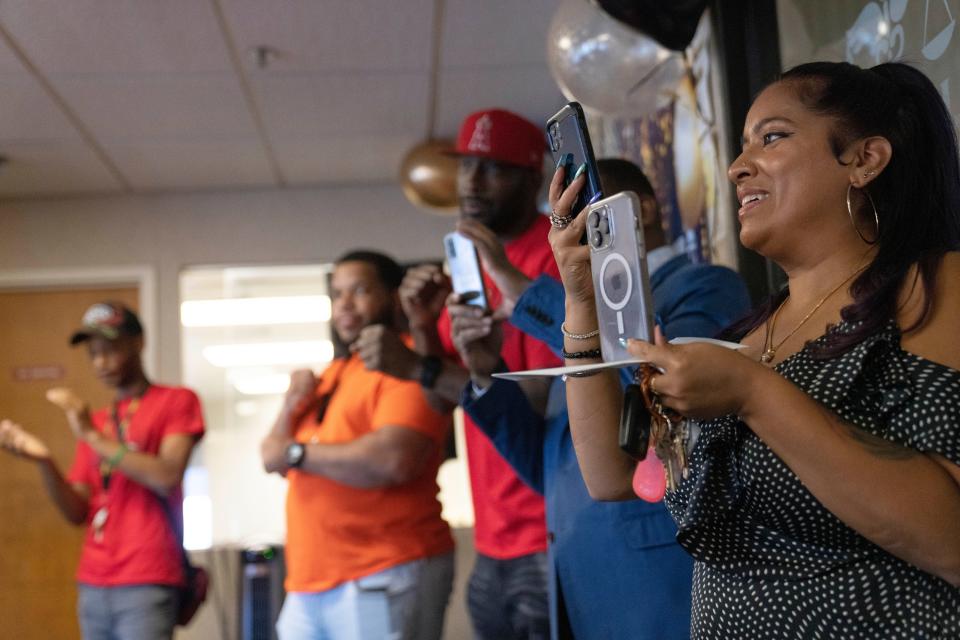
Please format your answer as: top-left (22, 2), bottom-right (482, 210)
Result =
top-left (548, 124), bottom-right (562, 152)
top-left (591, 231), bottom-right (603, 248)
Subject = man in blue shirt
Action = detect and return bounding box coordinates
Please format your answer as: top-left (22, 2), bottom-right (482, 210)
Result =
top-left (448, 159), bottom-right (751, 639)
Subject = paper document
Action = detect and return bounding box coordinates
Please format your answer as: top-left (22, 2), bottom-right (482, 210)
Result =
top-left (492, 337), bottom-right (746, 380)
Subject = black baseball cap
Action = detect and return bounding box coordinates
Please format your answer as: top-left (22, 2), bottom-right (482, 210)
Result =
top-left (69, 302), bottom-right (143, 346)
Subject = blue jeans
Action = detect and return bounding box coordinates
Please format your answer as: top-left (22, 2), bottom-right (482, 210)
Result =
top-left (467, 552), bottom-right (550, 640)
top-left (77, 584), bottom-right (178, 640)
top-left (277, 552), bottom-right (455, 640)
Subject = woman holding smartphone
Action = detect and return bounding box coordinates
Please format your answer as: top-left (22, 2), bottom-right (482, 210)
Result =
top-left (547, 61), bottom-right (960, 638)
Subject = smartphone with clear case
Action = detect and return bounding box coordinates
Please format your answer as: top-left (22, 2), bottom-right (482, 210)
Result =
top-left (443, 232), bottom-right (489, 310)
top-left (585, 191), bottom-right (655, 361)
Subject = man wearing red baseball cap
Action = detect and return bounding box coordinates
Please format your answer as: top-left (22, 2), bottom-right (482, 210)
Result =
top-left (360, 108), bottom-right (559, 639)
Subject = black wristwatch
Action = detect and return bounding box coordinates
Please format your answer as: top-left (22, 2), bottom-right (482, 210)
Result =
top-left (285, 442), bottom-right (306, 469)
top-left (419, 355), bottom-right (442, 389)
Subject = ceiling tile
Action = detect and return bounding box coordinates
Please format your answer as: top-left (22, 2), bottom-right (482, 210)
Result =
top-left (0, 76), bottom-right (87, 141)
top-left (0, 31), bottom-right (28, 73)
top-left (52, 74), bottom-right (258, 141)
top-left (0, 142), bottom-right (123, 198)
top-left (442, 0), bottom-right (560, 68)
top-left (222, 0), bottom-right (435, 73)
top-left (274, 132), bottom-right (419, 185)
top-left (436, 65), bottom-right (566, 138)
top-left (0, 0), bottom-right (231, 73)
top-left (253, 71), bottom-right (430, 138)
top-left (105, 140), bottom-right (275, 191)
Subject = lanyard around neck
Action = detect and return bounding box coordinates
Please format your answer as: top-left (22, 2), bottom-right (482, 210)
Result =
top-left (99, 392), bottom-right (146, 490)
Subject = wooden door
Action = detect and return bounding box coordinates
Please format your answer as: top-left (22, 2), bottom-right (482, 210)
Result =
top-left (0, 286), bottom-right (139, 640)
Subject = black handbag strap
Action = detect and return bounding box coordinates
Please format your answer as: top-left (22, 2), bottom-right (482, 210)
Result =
top-left (158, 492), bottom-right (194, 576)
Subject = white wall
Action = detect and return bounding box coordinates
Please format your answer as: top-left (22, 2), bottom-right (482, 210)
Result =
top-left (0, 183), bottom-right (457, 383)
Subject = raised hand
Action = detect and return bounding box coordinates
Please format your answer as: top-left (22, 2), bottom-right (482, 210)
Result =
top-left (626, 328), bottom-right (759, 421)
top-left (456, 219), bottom-right (531, 316)
top-left (0, 419), bottom-right (51, 461)
top-left (448, 293), bottom-right (503, 389)
top-left (353, 324), bottom-right (420, 381)
top-left (284, 369), bottom-right (318, 415)
top-left (46, 387), bottom-right (95, 441)
top-left (399, 264), bottom-right (451, 330)
top-left (547, 166), bottom-right (594, 307)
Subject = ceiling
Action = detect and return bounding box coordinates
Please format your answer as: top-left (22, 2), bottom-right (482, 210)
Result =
top-left (0, 0), bottom-right (567, 200)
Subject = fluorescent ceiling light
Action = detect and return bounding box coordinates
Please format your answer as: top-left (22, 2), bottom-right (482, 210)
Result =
top-left (230, 372), bottom-right (292, 396)
top-left (202, 340), bottom-right (334, 368)
top-left (181, 295), bottom-right (331, 327)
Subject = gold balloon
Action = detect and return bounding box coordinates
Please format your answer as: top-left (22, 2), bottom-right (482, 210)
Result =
top-left (399, 140), bottom-right (459, 214)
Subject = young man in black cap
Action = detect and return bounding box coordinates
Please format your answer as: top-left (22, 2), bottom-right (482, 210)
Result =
top-left (0, 302), bottom-right (204, 640)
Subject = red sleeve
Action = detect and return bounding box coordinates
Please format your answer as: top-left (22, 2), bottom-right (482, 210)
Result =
top-left (162, 388), bottom-right (205, 441)
top-left (436, 308), bottom-right (456, 358)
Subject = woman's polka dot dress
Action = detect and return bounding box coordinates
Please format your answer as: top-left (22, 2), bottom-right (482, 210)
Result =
top-left (665, 320), bottom-right (960, 639)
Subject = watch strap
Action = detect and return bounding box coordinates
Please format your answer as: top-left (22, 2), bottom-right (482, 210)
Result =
top-left (419, 355), bottom-right (442, 389)
top-left (285, 442), bottom-right (306, 469)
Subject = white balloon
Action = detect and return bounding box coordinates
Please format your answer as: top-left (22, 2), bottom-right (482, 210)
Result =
top-left (547, 0), bottom-right (685, 116)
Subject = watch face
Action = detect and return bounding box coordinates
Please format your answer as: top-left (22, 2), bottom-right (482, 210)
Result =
top-left (285, 442), bottom-right (305, 468)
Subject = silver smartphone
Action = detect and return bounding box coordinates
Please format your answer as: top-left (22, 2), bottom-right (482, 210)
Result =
top-left (586, 191), bottom-right (655, 361)
top-left (443, 232), bottom-right (489, 310)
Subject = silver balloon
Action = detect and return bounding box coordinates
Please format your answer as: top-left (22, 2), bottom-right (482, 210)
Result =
top-left (547, 0), bottom-right (685, 116)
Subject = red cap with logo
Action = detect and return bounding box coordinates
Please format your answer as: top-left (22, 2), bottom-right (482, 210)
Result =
top-left (453, 108), bottom-right (545, 170)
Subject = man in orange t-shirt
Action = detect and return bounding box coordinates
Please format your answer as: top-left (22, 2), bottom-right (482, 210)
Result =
top-left (261, 250), bottom-right (454, 640)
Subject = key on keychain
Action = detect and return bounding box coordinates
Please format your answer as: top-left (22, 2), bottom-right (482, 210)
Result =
top-left (651, 400), bottom-right (688, 491)
top-left (638, 364), bottom-right (691, 492)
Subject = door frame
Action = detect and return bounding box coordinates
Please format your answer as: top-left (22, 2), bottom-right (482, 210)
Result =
top-left (0, 266), bottom-right (158, 376)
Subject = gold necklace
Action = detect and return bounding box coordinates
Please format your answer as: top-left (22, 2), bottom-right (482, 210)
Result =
top-left (759, 263), bottom-right (868, 364)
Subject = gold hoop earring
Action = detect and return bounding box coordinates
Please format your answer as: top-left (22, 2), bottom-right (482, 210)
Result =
top-left (846, 183), bottom-right (879, 245)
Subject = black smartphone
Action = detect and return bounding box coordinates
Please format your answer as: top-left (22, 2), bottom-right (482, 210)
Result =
top-left (443, 232), bottom-right (489, 310)
top-left (619, 383), bottom-right (650, 459)
top-left (545, 102), bottom-right (604, 218)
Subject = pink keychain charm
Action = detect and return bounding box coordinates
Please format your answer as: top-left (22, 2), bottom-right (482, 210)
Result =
top-left (632, 446), bottom-right (666, 502)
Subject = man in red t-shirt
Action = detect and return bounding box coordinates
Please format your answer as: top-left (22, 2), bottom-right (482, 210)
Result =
top-left (0, 302), bottom-right (204, 640)
top-left (363, 109), bottom-right (558, 640)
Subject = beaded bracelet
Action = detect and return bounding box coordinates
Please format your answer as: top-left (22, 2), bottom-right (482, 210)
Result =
top-left (561, 347), bottom-right (602, 359)
top-left (560, 323), bottom-right (600, 340)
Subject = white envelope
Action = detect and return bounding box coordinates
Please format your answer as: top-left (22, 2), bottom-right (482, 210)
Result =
top-left (492, 337), bottom-right (746, 380)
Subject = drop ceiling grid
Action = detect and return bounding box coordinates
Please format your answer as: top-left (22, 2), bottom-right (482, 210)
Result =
top-left (0, 0), bottom-right (235, 74)
top-left (0, 0), bottom-right (570, 198)
top-left (220, 0), bottom-right (437, 73)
